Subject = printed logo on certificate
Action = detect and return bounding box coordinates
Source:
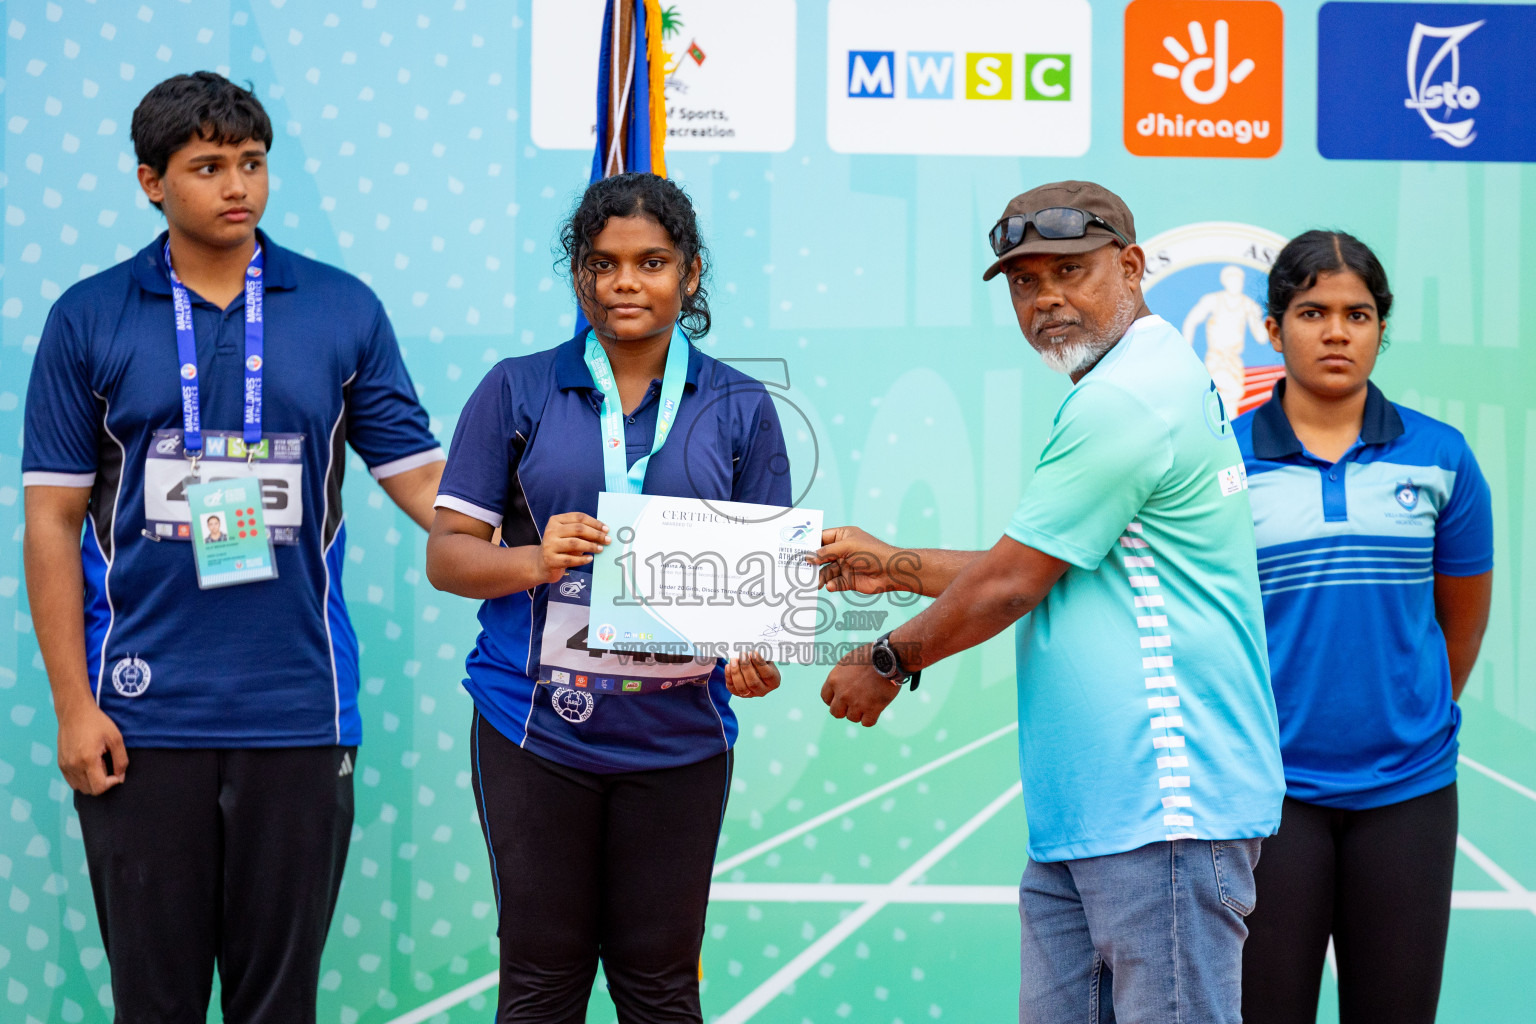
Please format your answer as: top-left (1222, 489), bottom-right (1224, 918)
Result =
top-left (587, 493), bottom-right (825, 664)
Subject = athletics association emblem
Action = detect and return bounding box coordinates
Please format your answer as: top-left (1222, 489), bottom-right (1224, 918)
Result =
top-left (558, 575), bottom-right (588, 599)
top-left (1395, 480), bottom-right (1420, 511)
top-left (551, 686), bottom-right (594, 723)
top-left (1141, 221), bottom-right (1287, 418)
top-left (180, 363), bottom-right (198, 380)
top-left (595, 623), bottom-right (617, 644)
top-left (111, 656), bottom-right (152, 698)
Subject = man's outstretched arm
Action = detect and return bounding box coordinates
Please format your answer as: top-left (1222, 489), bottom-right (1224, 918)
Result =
top-left (821, 535), bottom-right (1070, 726)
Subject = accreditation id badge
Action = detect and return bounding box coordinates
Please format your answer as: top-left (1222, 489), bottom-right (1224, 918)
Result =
top-left (536, 569), bottom-right (714, 723)
top-left (185, 478), bottom-right (278, 589)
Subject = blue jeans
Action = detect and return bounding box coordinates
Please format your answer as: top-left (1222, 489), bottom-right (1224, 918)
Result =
top-left (1019, 838), bottom-right (1263, 1024)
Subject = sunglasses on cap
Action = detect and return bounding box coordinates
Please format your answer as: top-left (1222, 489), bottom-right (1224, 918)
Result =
top-left (987, 207), bottom-right (1133, 257)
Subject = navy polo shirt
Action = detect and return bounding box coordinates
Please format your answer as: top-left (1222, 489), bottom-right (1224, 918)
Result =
top-left (435, 335), bottom-right (791, 773)
top-left (1234, 381), bottom-right (1493, 809)
top-left (22, 230), bottom-right (443, 747)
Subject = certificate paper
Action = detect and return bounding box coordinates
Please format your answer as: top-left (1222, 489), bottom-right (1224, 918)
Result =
top-left (589, 493), bottom-right (825, 664)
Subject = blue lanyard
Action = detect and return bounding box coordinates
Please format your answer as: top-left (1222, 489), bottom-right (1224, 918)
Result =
top-left (165, 240), bottom-right (265, 455)
top-left (584, 328), bottom-right (689, 494)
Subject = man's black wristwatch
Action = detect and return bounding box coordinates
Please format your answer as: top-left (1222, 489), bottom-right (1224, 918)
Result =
top-left (870, 631), bottom-right (921, 691)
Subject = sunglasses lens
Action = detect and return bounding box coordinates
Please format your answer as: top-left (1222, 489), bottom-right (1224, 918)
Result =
top-left (1032, 207), bottom-right (1091, 240)
top-left (991, 216), bottom-right (1027, 256)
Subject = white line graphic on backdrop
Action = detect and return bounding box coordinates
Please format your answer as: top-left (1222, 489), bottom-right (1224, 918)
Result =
top-left (383, 744), bottom-right (1536, 1023)
top-left (1456, 834), bottom-right (1536, 918)
top-left (1460, 754), bottom-right (1536, 804)
top-left (713, 720), bottom-right (1018, 876)
top-left (713, 781), bottom-right (1024, 1024)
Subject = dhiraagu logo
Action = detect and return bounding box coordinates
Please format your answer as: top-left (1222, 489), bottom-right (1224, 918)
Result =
top-left (828, 0), bottom-right (1091, 155)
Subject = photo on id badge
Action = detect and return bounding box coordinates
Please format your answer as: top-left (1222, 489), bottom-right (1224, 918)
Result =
top-left (186, 478), bottom-right (279, 589)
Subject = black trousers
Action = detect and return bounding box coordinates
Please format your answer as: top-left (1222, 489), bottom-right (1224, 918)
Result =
top-left (74, 746), bottom-right (355, 1024)
top-left (471, 711), bottom-right (731, 1024)
top-left (1241, 783), bottom-right (1458, 1024)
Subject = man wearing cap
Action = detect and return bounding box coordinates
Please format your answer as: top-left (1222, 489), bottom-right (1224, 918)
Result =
top-left (813, 181), bottom-right (1284, 1022)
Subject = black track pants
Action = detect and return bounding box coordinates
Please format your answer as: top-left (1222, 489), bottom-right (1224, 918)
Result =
top-left (74, 745), bottom-right (356, 1024)
top-left (1241, 783), bottom-right (1457, 1024)
top-left (471, 710), bottom-right (731, 1024)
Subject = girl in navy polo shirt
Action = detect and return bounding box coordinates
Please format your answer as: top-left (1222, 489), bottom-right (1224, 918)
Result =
top-left (427, 173), bottom-right (789, 1022)
top-left (1233, 231), bottom-right (1493, 1024)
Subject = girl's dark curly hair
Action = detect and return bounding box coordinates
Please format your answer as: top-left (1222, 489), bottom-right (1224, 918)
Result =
top-left (558, 172), bottom-right (711, 339)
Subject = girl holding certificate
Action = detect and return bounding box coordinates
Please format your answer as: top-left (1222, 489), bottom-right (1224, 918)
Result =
top-left (426, 173), bottom-right (788, 1022)
top-left (1233, 231), bottom-right (1493, 1024)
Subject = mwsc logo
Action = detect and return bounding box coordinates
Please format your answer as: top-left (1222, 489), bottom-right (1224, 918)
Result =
top-left (828, 0), bottom-right (1091, 156)
top-left (845, 50), bottom-right (1072, 102)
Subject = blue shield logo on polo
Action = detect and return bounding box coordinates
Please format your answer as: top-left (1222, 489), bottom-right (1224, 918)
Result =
top-left (551, 686), bottom-right (594, 724)
top-left (1395, 480), bottom-right (1420, 511)
top-left (1318, 3), bottom-right (1536, 162)
top-left (111, 656), bottom-right (152, 698)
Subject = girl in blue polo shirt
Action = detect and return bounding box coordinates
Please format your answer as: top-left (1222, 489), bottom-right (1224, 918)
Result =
top-left (1233, 231), bottom-right (1493, 1024)
top-left (426, 173), bottom-right (789, 1022)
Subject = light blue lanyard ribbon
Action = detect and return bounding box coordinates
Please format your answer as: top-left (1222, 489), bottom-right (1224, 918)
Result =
top-left (165, 240), bottom-right (265, 455)
top-left (584, 329), bottom-right (689, 494)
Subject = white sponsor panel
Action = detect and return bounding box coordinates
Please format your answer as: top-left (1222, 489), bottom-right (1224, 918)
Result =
top-left (826, 0), bottom-right (1091, 156)
top-left (530, 0), bottom-right (797, 153)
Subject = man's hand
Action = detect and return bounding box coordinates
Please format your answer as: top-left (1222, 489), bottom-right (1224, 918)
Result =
top-left (538, 512), bottom-right (610, 584)
top-left (724, 652), bottom-right (781, 698)
top-left (821, 645), bottom-right (901, 727)
top-left (57, 702), bottom-right (128, 795)
top-left (811, 526), bottom-right (916, 595)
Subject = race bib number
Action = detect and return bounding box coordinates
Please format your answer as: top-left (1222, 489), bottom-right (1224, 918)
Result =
top-left (537, 570), bottom-right (715, 719)
top-left (144, 429), bottom-right (305, 544)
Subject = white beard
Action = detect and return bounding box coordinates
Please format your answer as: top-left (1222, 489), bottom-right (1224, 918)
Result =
top-left (1036, 338), bottom-right (1109, 376)
top-left (1032, 291), bottom-right (1139, 377)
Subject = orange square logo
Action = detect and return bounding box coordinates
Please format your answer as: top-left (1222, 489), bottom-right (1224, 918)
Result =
top-left (1124, 0), bottom-right (1283, 158)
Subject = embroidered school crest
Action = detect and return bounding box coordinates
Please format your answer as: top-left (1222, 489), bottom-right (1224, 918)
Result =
top-left (1395, 479), bottom-right (1419, 511)
top-left (552, 686), bottom-right (595, 723)
top-left (111, 657), bottom-right (152, 698)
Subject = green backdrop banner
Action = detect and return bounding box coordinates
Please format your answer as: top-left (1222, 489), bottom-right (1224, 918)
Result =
top-left (2, 3), bottom-right (1532, 1022)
